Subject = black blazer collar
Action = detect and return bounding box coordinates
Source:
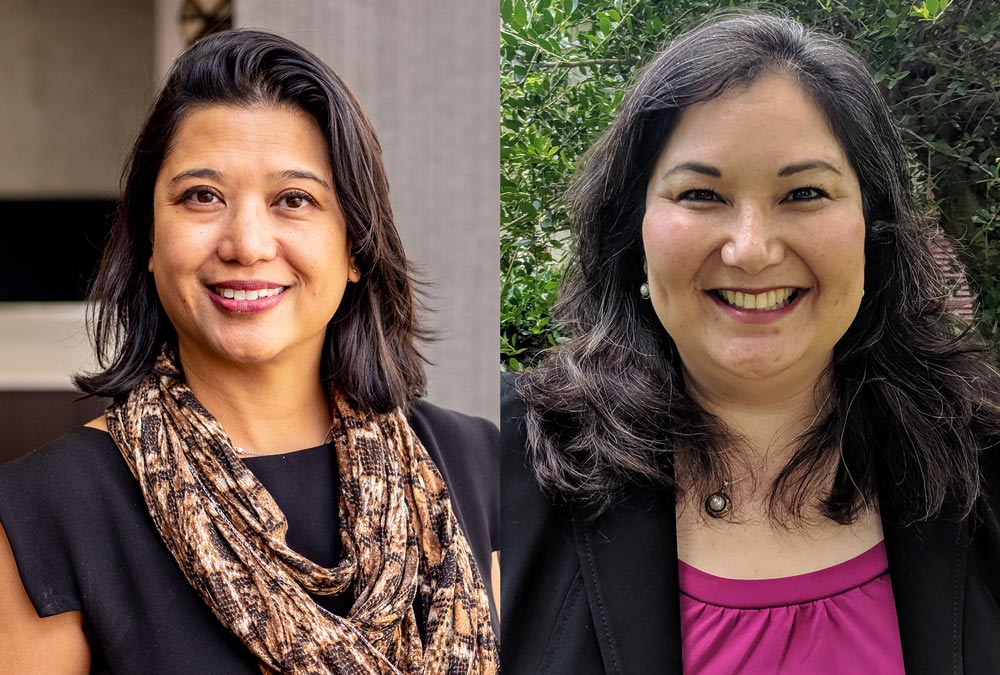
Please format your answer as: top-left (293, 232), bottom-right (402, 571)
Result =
top-left (572, 489), bottom-right (683, 675)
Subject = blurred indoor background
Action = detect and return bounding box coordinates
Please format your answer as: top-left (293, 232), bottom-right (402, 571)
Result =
top-left (0, 0), bottom-right (499, 462)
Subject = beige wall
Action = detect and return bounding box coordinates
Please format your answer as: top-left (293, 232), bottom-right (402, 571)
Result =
top-left (154, 0), bottom-right (186, 82)
top-left (0, 0), bottom-right (153, 381)
top-left (0, 0), bottom-right (154, 198)
top-left (0, 1), bottom-right (155, 454)
top-left (235, 0), bottom-right (500, 422)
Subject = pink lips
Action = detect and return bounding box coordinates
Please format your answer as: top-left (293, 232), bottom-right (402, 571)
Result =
top-left (708, 288), bottom-right (807, 325)
top-left (208, 280), bottom-right (288, 314)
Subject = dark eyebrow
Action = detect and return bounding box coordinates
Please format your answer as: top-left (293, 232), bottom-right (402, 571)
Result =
top-left (661, 161), bottom-right (722, 180)
top-left (167, 168), bottom-right (222, 187)
top-left (778, 160), bottom-right (842, 177)
top-left (659, 159), bottom-right (844, 183)
top-left (273, 169), bottom-right (332, 191)
top-left (166, 168), bottom-right (332, 191)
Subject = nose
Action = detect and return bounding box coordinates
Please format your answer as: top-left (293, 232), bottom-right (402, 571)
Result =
top-left (216, 199), bottom-right (278, 265)
top-left (720, 205), bottom-right (784, 275)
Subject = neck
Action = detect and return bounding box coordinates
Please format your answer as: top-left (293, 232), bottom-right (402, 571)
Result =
top-left (683, 363), bottom-right (832, 474)
top-left (177, 342), bottom-right (332, 455)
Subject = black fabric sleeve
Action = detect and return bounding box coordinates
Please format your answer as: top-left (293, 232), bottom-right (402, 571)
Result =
top-left (500, 372), bottom-right (606, 673)
top-left (0, 428), bottom-right (113, 617)
top-left (970, 443), bottom-right (1000, 612)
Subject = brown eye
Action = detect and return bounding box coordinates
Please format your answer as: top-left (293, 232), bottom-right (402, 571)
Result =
top-left (678, 189), bottom-right (721, 202)
top-left (278, 190), bottom-right (316, 209)
top-left (786, 187), bottom-right (828, 201)
top-left (179, 187), bottom-right (221, 205)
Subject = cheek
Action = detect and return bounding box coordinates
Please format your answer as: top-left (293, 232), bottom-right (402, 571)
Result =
top-left (808, 213), bottom-right (866, 287)
top-left (148, 219), bottom-right (214, 308)
top-left (290, 236), bottom-right (348, 301)
top-left (641, 207), bottom-right (713, 288)
top-left (151, 234), bottom-right (200, 276)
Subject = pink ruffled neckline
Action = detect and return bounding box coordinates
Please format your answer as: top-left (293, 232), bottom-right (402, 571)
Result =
top-left (678, 540), bottom-right (888, 609)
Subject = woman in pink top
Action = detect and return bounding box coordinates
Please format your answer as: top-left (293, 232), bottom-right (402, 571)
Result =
top-left (502, 11), bottom-right (1000, 675)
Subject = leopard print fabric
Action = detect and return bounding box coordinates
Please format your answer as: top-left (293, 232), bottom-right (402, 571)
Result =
top-left (106, 348), bottom-right (498, 674)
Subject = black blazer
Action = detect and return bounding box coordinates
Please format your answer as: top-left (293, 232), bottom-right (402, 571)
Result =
top-left (501, 376), bottom-right (1000, 674)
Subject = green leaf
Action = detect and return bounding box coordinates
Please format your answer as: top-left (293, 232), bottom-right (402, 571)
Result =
top-left (887, 70), bottom-right (910, 89)
top-left (512, 0), bottom-right (528, 28)
top-left (600, 13), bottom-right (612, 35)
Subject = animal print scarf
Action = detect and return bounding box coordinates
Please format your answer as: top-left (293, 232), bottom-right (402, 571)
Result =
top-left (106, 348), bottom-right (498, 674)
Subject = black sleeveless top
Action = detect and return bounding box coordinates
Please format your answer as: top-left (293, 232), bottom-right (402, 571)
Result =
top-left (0, 400), bottom-right (498, 674)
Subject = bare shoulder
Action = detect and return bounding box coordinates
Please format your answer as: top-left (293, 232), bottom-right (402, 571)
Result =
top-left (84, 414), bottom-right (108, 432)
top-left (0, 522), bottom-right (90, 674)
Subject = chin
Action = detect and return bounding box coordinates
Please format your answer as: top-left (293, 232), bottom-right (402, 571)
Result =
top-left (726, 363), bottom-right (790, 382)
top-left (716, 346), bottom-right (798, 382)
top-left (226, 348), bottom-right (281, 364)
top-left (203, 332), bottom-right (287, 366)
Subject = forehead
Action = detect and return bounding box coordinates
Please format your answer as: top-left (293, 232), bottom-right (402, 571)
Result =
top-left (654, 74), bottom-right (849, 171)
top-left (160, 104), bottom-right (332, 178)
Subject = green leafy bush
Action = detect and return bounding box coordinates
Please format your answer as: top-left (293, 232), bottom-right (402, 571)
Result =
top-left (500, 0), bottom-right (1000, 370)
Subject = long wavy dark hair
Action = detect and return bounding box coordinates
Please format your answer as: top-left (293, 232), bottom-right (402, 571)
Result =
top-left (520, 12), bottom-right (1000, 525)
top-left (75, 30), bottom-right (428, 413)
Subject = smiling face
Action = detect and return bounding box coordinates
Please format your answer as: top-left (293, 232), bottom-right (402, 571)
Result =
top-left (150, 104), bottom-right (359, 370)
top-left (642, 74), bottom-right (865, 398)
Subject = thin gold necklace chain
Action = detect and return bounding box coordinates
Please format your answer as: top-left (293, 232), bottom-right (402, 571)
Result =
top-left (233, 445), bottom-right (268, 457)
top-left (232, 432), bottom-right (336, 458)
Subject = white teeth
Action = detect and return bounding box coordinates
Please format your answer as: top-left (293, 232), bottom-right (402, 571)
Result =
top-left (716, 288), bottom-right (798, 311)
top-left (214, 286), bottom-right (285, 300)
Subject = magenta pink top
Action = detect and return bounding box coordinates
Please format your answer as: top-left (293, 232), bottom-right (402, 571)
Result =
top-left (678, 541), bottom-right (905, 674)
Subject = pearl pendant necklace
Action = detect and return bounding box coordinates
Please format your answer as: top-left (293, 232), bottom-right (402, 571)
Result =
top-left (704, 480), bottom-right (733, 518)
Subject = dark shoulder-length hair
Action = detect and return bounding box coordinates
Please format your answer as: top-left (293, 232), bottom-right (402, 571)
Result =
top-left (75, 29), bottom-right (427, 413)
top-left (521, 12), bottom-right (1000, 524)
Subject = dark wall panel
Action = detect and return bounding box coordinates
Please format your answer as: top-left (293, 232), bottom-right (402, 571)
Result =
top-left (0, 199), bottom-right (114, 301)
top-left (0, 392), bottom-right (108, 464)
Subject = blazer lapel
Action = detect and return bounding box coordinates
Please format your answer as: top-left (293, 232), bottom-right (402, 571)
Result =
top-left (572, 490), bottom-right (682, 675)
top-left (884, 515), bottom-right (968, 675)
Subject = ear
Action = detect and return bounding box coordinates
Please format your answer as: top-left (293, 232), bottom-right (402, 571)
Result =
top-left (348, 255), bottom-right (361, 283)
top-left (148, 256), bottom-right (154, 274)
